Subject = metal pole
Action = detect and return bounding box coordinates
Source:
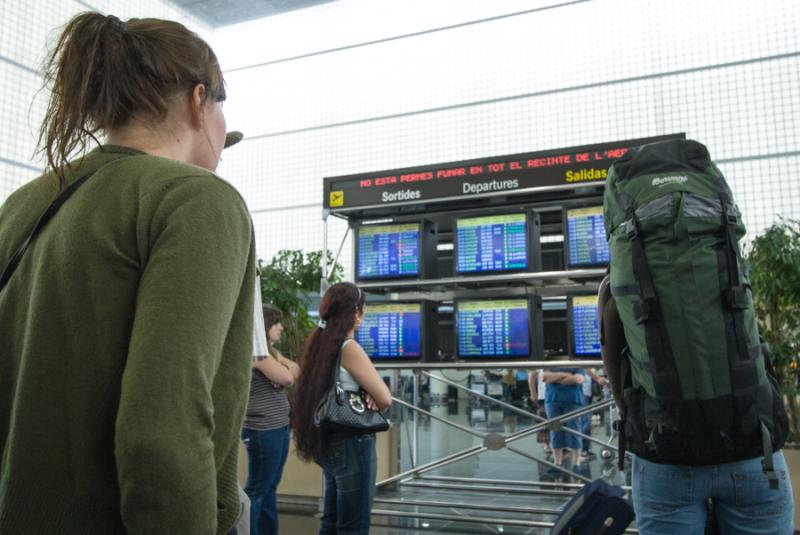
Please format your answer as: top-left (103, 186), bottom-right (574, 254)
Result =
top-left (378, 398), bottom-right (620, 487)
top-left (392, 397), bottom-right (484, 438)
top-left (372, 497), bottom-right (565, 516)
top-left (375, 444), bottom-right (486, 487)
top-left (424, 370), bottom-right (534, 419)
top-left (320, 208), bottom-right (329, 294)
top-left (418, 474), bottom-right (631, 492)
top-left (399, 480), bottom-right (575, 497)
top-left (507, 445), bottom-right (591, 483)
top-left (370, 509), bottom-right (638, 533)
top-left (423, 369), bottom-right (619, 451)
top-left (370, 509), bottom-right (554, 528)
top-left (374, 359), bottom-right (604, 370)
top-left (411, 371), bottom-right (419, 468)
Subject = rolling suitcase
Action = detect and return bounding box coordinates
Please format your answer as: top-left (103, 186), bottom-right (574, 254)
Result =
top-left (551, 479), bottom-right (634, 535)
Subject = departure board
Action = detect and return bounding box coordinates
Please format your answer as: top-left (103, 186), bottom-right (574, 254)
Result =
top-left (566, 206), bottom-right (610, 267)
top-left (357, 223), bottom-right (420, 279)
top-left (356, 303), bottom-right (421, 359)
top-left (456, 214), bottom-right (528, 273)
top-left (571, 295), bottom-right (601, 356)
top-left (457, 299), bottom-right (529, 358)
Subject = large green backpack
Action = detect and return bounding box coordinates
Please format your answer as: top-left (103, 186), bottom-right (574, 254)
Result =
top-left (603, 139), bottom-right (788, 481)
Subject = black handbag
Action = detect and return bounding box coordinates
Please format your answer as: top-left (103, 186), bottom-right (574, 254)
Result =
top-left (314, 346), bottom-right (390, 433)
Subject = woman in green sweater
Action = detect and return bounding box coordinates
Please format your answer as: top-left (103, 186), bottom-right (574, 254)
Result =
top-left (0, 12), bottom-right (255, 535)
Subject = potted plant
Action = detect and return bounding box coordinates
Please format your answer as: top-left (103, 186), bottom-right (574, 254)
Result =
top-left (747, 218), bottom-right (800, 442)
top-left (259, 249), bottom-right (343, 359)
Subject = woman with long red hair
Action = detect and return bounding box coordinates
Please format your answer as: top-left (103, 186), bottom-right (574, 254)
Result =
top-left (291, 282), bottom-right (391, 535)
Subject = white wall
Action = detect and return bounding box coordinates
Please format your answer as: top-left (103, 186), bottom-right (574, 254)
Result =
top-left (2, 0), bottom-right (798, 270)
top-left (212, 0), bottom-right (800, 270)
top-left (0, 0), bottom-right (210, 200)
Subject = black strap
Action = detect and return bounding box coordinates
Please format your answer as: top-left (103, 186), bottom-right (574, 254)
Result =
top-left (0, 172), bottom-right (94, 293)
top-left (327, 337), bottom-right (354, 389)
top-left (624, 207), bottom-right (681, 397)
top-left (717, 191), bottom-right (752, 366)
top-left (761, 421), bottom-right (779, 490)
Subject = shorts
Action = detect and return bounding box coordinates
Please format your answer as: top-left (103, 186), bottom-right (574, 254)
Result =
top-left (544, 401), bottom-right (582, 450)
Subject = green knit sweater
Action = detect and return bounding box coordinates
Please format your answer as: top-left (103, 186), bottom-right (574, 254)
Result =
top-left (0, 146), bottom-right (255, 534)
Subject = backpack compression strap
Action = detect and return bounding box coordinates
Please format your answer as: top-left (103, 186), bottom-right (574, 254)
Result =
top-left (717, 190), bottom-right (760, 390)
top-left (623, 206), bottom-right (681, 397)
top-left (761, 421), bottom-right (778, 490)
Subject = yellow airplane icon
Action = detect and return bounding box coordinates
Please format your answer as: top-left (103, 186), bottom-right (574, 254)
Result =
top-left (329, 190), bottom-right (344, 207)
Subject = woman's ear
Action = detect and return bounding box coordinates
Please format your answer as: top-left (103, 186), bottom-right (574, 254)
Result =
top-left (188, 83), bottom-right (207, 129)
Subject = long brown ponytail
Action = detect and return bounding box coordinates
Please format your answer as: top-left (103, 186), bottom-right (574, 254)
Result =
top-left (291, 282), bottom-right (366, 463)
top-left (38, 12), bottom-right (225, 190)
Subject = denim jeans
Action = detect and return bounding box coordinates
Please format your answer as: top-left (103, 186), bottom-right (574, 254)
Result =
top-left (545, 401), bottom-right (583, 450)
top-left (241, 425), bottom-right (291, 535)
top-left (318, 433), bottom-right (377, 535)
top-left (633, 452), bottom-right (795, 535)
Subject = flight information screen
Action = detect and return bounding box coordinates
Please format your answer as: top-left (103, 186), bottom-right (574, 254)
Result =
top-left (356, 303), bottom-right (422, 359)
top-left (357, 223), bottom-right (420, 279)
top-left (571, 295), bottom-right (601, 356)
top-left (456, 213), bottom-right (528, 273)
top-left (457, 299), bottom-right (529, 358)
top-left (566, 206), bottom-right (610, 267)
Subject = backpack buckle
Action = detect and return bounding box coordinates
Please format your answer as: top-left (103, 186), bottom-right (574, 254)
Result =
top-left (725, 204), bottom-right (738, 225)
top-left (723, 286), bottom-right (748, 309)
top-left (624, 219), bottom-right (638, 240)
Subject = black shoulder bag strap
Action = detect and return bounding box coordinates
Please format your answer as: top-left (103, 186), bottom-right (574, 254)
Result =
top-left (0, 171), bottom-right (94, 293)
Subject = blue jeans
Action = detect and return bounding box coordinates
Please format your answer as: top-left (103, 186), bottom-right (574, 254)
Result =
top-left (633, 453), bottom-right (795, 535)
top-left (318, 433), bottom-right (377, 535)
top-left (241, 425), bottom-right (290, 535)
top-left (545, 401), bottom-right (583, 450)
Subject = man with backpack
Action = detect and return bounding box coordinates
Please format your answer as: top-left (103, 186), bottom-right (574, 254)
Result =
top-left (599, 139), bottom-right (794, 534)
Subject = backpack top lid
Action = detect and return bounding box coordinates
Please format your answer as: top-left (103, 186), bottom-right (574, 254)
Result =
top-left (603, 139), bottom-right (728, 236)
top-left (610, 139), bottom-right (710, 183)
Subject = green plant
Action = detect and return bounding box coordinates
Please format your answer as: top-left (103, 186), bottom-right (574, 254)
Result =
top-left (747, 218), bottom-right (800, 442)
top-left (259, 249), bottom-right (344, 359)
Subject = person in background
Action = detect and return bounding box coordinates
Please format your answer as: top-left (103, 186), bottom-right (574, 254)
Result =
top-left (0, 12), bottom-right (255, 534)
top-left (528, 369), bottom-right (551, 455)
top-left (242, 300), bottom-right (300, 535)
top-left (542, 368), bottom-right (585, 476)
top-left (291, 282), bottom-right (392, 535)
top-left (579, 369), bottom-right (608, 461)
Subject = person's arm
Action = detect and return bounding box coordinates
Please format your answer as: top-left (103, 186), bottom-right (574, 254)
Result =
top-left (250, 279), bottom-right (293, 386)
top-left (586, 368), bottom-right (609, 387)
top-left (541, 371), bottom-right (573, 383)
top-left (115, 176), bottom-right (253, 535)
top-left (559, 373), bottom-right (585, 385)
top-left (341, 340), bottom-right (392, 410)
top-left (527, 370), bottom-right (538, 401)
top-left (275, 352), bottom-right (301, 380)
top-left (598, 276), bottom-right (625, 411)
top-left (253, 354), bottom-right (294, 386)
